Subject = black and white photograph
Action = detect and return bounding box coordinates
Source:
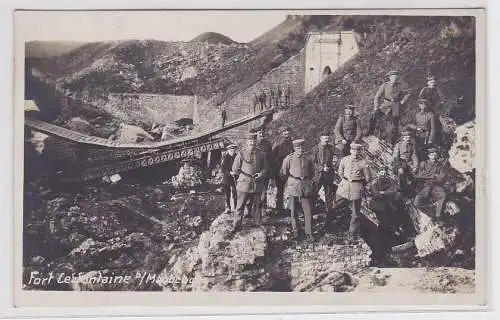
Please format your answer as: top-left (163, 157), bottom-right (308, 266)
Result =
top-left (14, 9), bottom-right (485, 307)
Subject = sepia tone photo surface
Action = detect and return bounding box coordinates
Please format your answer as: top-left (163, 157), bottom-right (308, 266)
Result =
top-left (14, 9), bottom-right (486, 309)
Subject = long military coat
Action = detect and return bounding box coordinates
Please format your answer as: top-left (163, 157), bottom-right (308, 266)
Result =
top-left (336, 155), bottom-right (371, 200)
top-left (231, 148), bottom-right (268, 193)
top-left (280, 152), bottom-right (315, 198)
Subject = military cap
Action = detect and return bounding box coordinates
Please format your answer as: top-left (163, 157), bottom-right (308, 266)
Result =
top-left (292, 139), bottom-right (305, 146)
top-left (386, 70), bottom-right (400, 76)
top-left (418, 98), bottom-right (429, 105)
top-left (320, 129), bottom-right (330, 137)
top-left (427, 147), bottom-right (439, 153)
top-left (344, 104), bottom-right (355, 110)
top-left (427, 75), bottom-right (436, 81)
top-left (401, 129), bottom-right (412, 136)
top-left (181, 158), bottom-right (194, 163)
top-left (350, 141), bottom-right (363, 149)
top-left (226, 144), bottom-right (237, 149)
top-left (283, 126), bottom-right (291, 132)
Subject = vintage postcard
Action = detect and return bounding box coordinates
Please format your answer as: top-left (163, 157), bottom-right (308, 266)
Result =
top-left (13, 8), bottom-right (486, 310)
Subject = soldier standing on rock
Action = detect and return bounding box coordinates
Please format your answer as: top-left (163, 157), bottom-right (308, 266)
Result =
top-left (392, 129), bottom-right (419, 197)
top-left (368, 70), bottom-right (410, 145)
top-left (280, 139), bottom-right (316, 242)
top-left (419, 75), bottom-right (445, 112)
top-left (334, 105), bottom-right (363, 156)
top-left (413, 147), bottom-right (447, 221)
top-left (231, 133), bottom-right (268, 232)
top-left (221, 144), bottom-right (238, 214)
top-left (310, 130), bottom-right (337, 224)
top-left (271, 126), bottom-right (294, 214)
top-left (332, 142), bottom-right (371, 243)
top-left (414, 98), bottom-right (442, 154)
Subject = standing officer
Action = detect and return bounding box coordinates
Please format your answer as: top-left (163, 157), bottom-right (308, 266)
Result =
top-left (413, 147), bottom-right (447, 220)
top-left (418, 75), bottom-right (445, 112)
top-left (280, 138), bottom-right (316, 241)
top-left (220, 144), bottom-right (238, 214)
top-left (392, 129), bottom-right (419, 197)
top-left (277, 86), bottom-right (283, 107)
top-left (332, 141), bottom-right (371, 242)
top-left (311, 130), bottom-right (337, 219)
top-left (271, 126), bottom-right (294, 213)
top-left (256, 128), bottom-right (274, 213)
top-left (259, 90), bottom-right (266, 111)
top-left (368, 70), bottom-right (410, 144)
top-left (266, 89), bottom-right (273, 110)
top-left (334, 105), bottom-right (363, 156)
top-left (231, 133), bottom-right (268, 231)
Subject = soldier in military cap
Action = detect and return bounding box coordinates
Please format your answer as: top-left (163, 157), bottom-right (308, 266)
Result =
top-left (271, 126), bottom-right (294, 212)
top-left (369, 70), bottom-right (411, 145)
top-left (334, 105), bottom-right (363, 156)
top-left (220, 144), bottom-right (238, 214)
top-left (280, 138), bottom-right (316, 241)
top-left (392, 128), bottom-right (419, 197)
top-left (310, 130), bottom-right (337, 218)
top-left (255, 128), bottom-right (274, 213)
top-left (418, 75), bottom-right (445, 112)
top-left (231, 132), bottom-right (269, 231)
top-left (414, 98), bottom-right (442, 151)
top-left (413, 147), bottom-right (447, 220)
top-left (332, 141), bottom-right (371, 241)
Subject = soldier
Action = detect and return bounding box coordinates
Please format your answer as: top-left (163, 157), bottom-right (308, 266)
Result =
top-left (270, 87), bottom-right (276, 108)
top-left (413, 147), bottom-right (447, 220)
top-left (220, 107), bottom-right (227, 128)
top-left (271, 126), bottom-right (294, 213)
top-left (253, 93), bottom-right (259, 113)
top-left (255, 128), bottom-right (274, 213)
top-left (368, 70), bottom-right (410, 144)
top-left (220, 144), bottom-right (238, 214)
top-left (414, 98), bottom-right (441, 151)
top-left (392, 129), bottom-right (419, 197)
top-left (259, 90), bottom-right (266, 111)
top-left (311, 130), bottom-right (337, 221)
top-left (332, 142), bottom-right (371, 242)
top-left (277, 86), bottom-right (283, 107)
top-left (284, 85), bottom-right (292, 107)
top-left (280, 139), bottom-right (316, 241)
top-left (231, 133), bottom-right (268, 231)
top-left (334, 105), bottom-right (363, 156)
top-left (418, 75), bottom-right (445, 112)
top-left (266, 89), bottom-right (273, 110)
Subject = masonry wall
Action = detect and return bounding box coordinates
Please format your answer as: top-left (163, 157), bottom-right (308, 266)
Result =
top-left (195, 50), bottom-right (305, 140)
top-left (103, 93), bottom-right (196, 126)
top-left (305, 31), bottom-right (359, 93)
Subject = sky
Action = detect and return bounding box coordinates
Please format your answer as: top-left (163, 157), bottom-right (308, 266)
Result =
top-left (16, 11), bottom-right (286, 43)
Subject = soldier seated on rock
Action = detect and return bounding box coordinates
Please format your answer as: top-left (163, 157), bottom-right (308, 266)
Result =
top-left (368, 166), bottom-right (408, 247)
top-left (413, 147), bottom-right (448, 220)
top-left (280, 139), bottom-right (315, 242)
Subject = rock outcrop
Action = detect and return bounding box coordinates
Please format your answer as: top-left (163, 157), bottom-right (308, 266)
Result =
top-left (448, 121), bottom-right (475, 174)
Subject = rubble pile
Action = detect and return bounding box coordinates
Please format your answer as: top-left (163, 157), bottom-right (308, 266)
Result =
top-left (160, 212), bottom-right (271, 291)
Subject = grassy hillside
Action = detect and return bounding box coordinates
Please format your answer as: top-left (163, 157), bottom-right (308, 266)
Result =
top-left (268, 16), bottom-right (475, 150)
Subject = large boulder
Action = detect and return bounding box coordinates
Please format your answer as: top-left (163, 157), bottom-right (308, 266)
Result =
top-left (159, 212), bottom-right (271, 291)
top-left (448, 121), bottom-right (475, 173)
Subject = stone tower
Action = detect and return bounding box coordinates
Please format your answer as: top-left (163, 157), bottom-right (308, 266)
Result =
top-left (304, 31), bottom-right (360, 93)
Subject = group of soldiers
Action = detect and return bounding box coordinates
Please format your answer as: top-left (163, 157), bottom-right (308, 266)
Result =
top-left (253, 85), bottom-right (293, 112)
top-left (218, 70), bottom-right (449, 246)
